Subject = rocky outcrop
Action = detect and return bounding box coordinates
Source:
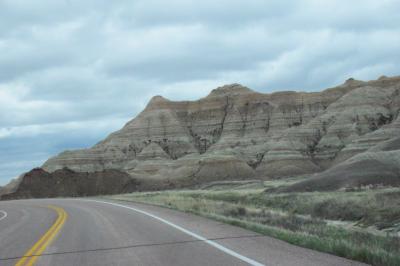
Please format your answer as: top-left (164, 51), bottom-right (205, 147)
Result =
top-left (42, 76), bottom-right (400, 178)
top-left (3, 75), bottom-right (400, 198)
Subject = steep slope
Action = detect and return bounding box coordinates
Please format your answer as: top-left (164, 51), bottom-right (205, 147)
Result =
top-left (2, 75), bottom-right (400, 198)
top-left (282, 136), bottom-right (400, 192)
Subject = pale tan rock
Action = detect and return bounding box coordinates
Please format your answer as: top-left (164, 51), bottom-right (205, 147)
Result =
top-left (40, 75), bottom-right (400, 187)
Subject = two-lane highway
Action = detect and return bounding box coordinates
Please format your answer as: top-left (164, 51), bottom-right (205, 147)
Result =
top-left (0, 199), bottom-right (367, 266)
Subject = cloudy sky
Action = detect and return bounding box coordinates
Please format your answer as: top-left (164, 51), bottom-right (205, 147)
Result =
top-left (1, 0), bottom-right (399, 185)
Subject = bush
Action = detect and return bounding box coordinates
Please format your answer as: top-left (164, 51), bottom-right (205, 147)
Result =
top-left (311, 199), bottom-right (365, 221)
top-left (222, 206), bottom-right (247, 217)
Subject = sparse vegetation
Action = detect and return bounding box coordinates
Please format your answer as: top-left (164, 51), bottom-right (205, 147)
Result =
top-left (105, 180), bottom-right (400, 266)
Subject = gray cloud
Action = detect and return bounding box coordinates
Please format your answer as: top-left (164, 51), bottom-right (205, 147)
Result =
top-left (0, 0), bottom-right (399, 184)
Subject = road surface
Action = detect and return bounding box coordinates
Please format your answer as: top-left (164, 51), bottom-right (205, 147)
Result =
top-left (0, 198), bottom-right (367, 266)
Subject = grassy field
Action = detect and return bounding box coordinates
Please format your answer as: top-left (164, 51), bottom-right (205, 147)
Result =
top-left (105, 180), bottom-right (400, 266)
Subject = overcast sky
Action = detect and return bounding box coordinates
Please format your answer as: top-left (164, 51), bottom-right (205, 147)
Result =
top-left (0, 0), bottom-right (399, 185)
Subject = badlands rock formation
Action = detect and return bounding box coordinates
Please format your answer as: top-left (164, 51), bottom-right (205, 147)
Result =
top-left (2, 75), bottom-right (400, 198)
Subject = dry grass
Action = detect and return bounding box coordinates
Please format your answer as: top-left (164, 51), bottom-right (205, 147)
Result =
top-left (105, 183), bottom-right (400, 266)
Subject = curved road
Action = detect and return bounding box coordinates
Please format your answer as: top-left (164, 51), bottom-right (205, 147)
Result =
top-left (0, 198), bottom-right (367, 266)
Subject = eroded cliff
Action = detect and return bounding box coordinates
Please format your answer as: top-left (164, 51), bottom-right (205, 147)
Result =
top-left (3, 75), bottom-right (400, 198)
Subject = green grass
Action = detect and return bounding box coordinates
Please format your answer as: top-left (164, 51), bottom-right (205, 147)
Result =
top-left (105, 185), bottom-right (400, 266)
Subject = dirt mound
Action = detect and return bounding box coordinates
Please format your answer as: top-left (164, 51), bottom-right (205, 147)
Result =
top-left (1, 168), bottom-right (139, 200)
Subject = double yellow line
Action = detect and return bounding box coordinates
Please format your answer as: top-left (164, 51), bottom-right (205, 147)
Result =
top-left (16, 205), bottom-right (67, 266)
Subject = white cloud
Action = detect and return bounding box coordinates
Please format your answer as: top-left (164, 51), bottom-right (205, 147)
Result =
top-left (0, 117), bottom-right (129, 140)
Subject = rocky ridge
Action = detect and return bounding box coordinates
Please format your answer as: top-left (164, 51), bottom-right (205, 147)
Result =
top-left (2, 75), bottom-right (400, 198)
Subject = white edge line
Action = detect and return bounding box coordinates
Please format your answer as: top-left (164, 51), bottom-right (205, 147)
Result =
top-left (82, 199), bottom-right (264, 266)
top-left (0, 210), bottom-right (7, 221)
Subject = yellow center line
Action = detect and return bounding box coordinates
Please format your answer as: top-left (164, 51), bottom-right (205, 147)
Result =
top-left (15, 205), bottom-right (68, 266)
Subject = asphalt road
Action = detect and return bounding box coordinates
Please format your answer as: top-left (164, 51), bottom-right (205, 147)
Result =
top-left (0, 198), bottom-right (367, 266)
